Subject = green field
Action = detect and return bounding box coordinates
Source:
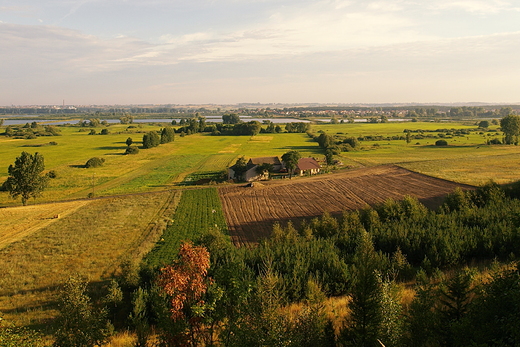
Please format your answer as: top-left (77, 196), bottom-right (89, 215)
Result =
top-left (1, 121), bottom-right (519, 206)
top-left (0, 124), bottom-right (320, 206)
top-left (311, 122), bottom-right (520, 185)
top-left (145, 188), bottom-right (228, 267)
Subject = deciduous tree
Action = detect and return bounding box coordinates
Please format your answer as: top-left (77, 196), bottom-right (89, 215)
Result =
top-left (282, 150), bottom-right (301, 179)
top-left (4, 151), bottom-right (49, 205)
top-left (500, 114), bottom-right (520, 144)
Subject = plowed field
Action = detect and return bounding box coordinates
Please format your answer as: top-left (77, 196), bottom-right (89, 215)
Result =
top-left (218, 165), bottom-right (474, 246)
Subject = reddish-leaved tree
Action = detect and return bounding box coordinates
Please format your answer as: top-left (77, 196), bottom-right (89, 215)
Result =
top-left (157, 242), bottom-right (212, 346)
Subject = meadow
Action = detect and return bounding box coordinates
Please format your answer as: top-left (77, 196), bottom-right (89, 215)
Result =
top-left (314, 122), bottom-right (520, 186)
top-left (0, 123), bottom-right (321, 206)
top-left (0, 190), bottom-right (181, 327)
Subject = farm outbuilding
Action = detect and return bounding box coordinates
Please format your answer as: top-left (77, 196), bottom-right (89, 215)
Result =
top-left (228, 156), bottom-right (283, 181)
top-left (295, 157), bottom-right (321, 176)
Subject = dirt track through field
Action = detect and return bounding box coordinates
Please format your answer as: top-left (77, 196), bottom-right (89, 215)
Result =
top-left (219, 165), bottom-right (474, 246)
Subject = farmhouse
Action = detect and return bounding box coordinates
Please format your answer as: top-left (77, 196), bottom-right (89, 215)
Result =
top-left (295, 157), bottom-right (321, 176)
top-left (228, 156), bottom-right (283, 181)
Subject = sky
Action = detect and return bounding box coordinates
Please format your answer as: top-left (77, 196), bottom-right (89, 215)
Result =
top-left (1, 0), bottom-right (520, 105)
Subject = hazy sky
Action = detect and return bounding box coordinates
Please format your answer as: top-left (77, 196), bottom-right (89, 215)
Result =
top-left (1, 0), bottom-right (520, 105)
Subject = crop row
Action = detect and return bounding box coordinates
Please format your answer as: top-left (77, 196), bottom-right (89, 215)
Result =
top-left (145, 187), bottom-right (228, 267)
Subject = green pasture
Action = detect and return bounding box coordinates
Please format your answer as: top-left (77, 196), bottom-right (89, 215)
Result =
top-left (1, 120), bottom-right (519, 205)
top-left (310, 121), bottom-right (520, 186)
top-left (0, 124), bottom-right (321, 206)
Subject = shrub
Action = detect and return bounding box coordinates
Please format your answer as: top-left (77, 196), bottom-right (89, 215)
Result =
top-left (85, 157), bottom-right (105, 168)
top-left (435, 139), bottom-right (448, 146)
top-left (100, 128), bottom-right (109, 135)
top-left (125, 146), bottom-right (140, 155)
top-left (47, 170), bottom-right (58, 179)
top-left (489, 138), bottom-right (502, 145)
top-left (142, 131), bottom-right (160, 149)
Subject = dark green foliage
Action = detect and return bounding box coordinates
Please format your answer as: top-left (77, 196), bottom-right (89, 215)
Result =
top-left (285, 122), bottom-right (311, 133)
top-left (88, 129), bottom-right (96, 135)
top-left (222, 113), bottom-right (241, 124)
top-left (4, 151), bottom-right (49, 205)
top-left (85, 157), bottom-right (105, 168)
top-left (46, 170), bottom-right (58, 179)
top-left (142, 131), bottom-right (160, 148)
top-left (478, 120), bottom-right (490, 128)
top-left (500, 114), bottom-right (520, 144)
top-left (231, 156), bottom-right (248, 181)
top-left (53, 276), bottom-right (112, 347)
top-left (281, 150), bottom-right (301, 179)
top-left (100, 128), bottom-right (109, 135)
top-left (124, 145), bottom-right (139, 155)
top-left (435, 139), bottom-right (448, 146)
top-left (160, 126), bottom-right (175, 144)
top-left (341, 231), bottom-right (383, 347)
top-left (126, 137), bottom-right (133, 146)
top-left (460, 264), bottom-right (520, 346)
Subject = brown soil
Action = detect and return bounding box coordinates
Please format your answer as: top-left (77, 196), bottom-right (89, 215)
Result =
top-left (218, 165), bottom-right (474, 246)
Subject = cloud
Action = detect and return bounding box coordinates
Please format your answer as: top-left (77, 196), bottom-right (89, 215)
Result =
top-left (0, 23), bottom-right (154, 73)
top-left (428, 0), bottom-right (516, 14)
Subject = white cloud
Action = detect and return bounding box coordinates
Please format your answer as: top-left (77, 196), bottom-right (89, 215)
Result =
top-left (428, 0), bottom-right (515, 14)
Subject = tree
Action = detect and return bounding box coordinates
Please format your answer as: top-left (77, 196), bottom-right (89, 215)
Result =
top-left (0, 118), bottom-right (4, 126)
top-left (53, 276), bottom-right (112, 347)
top-left (142, 131), bottom-right (160, 149)
top-left (222, 114), bottom-right (241, 124)
top-left (478, 120), bottom-right (489, 128)
top-left (255, 162), bottom-right (273, 180)
top-left (282, 150), bottom-right (301, 179)
top-left (4, 151), bottom-right (49, 205)
top-left (341, 231), bottom-right (383, 347)
top-left (325, 150), bottom-right (334, 166)
top-left (231, 156), bottom-right (248, 181)
top-left (157, 242), bottom-right (212, 347)
top-left (500, 114), bottom-right (520, 144)
top-left (126, 137), bottom-right (133, 146)
top-left (161, 126), bottom-right (175, 144)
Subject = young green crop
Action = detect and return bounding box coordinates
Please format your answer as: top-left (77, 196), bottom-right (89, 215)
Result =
top-left (145, 188), bottom-right (228, 267)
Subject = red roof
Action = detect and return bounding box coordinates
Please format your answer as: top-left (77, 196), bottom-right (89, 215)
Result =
top-left (297, 157), bottom-right (320, 170)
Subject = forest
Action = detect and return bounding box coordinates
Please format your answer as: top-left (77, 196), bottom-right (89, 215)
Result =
top-left (6, 183), bottom-right (519, 346)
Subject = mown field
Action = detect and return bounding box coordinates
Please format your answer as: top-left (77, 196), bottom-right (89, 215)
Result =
top-left (0, 190), bottom-right (181, 327)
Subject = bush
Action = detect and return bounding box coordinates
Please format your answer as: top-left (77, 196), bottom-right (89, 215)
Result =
top-left (142, 131), bottom-right (160, 149)
top-left (85, 157), bottom-right (105, 168)
top-left (435, 139), bottom-right (448, 146)
top-left (125, 146), bottom-right (140, 155)
top-left (100, 128), bottom-right (109, 135)
top-left (47, 170), bottom-right (58, 179)
top-left (489, 138), bottom-right (502, 145)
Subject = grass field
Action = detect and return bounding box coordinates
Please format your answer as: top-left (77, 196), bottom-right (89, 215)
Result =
top-left (0, 124), bottom-right (321, 206)
top-left (311, 122), bottom-right (520, 186)
top-left (0, 190), bottom-right (181, 327)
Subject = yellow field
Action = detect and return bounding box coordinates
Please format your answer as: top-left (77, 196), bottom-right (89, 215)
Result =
top-left (0, 190), bottom-right (181, 327)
